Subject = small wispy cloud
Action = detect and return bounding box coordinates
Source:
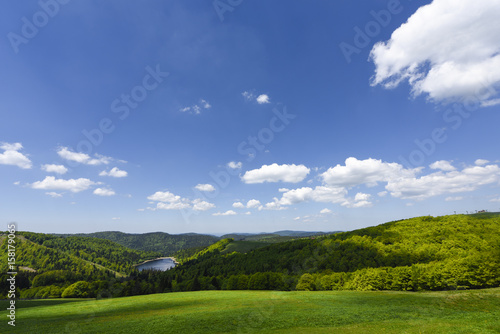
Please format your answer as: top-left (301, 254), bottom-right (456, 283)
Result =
top-left (99, 167), bottom-right (128, 178)
top-left (242, 91), bottom-right (255, 101)
top-left (242, 91), bottom-right (271, 104)
top-left (213, 210), bottom-right (237, 216)
top-left (445, 196), bottom-right (463, 202)
top-left (180, 99), bottom-right (211, 115)
top-left (57, 147), bottom-right (112, 166)
top-left (227, 161), bottom-right (242, 169)
top-left (93, 188), bottom-right (116, 196)
top-left (46, 192), bottom-right (63, 198)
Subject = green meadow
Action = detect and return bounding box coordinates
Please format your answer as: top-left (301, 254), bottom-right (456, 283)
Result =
top-left (1, 288), bottom-right (499, 333)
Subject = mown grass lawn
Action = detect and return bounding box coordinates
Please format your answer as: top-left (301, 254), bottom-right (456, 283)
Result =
top-left (1, 288), bottom-right (499, 333)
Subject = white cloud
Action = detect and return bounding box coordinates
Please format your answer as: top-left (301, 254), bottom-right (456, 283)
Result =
top-left (148, 191), bottom-right (181, 203)
top-left (320, 208), bottom-right (332, 214)
top-left (201, 99), bottom-right (211, 109)
top-left (354, 193), bottom-right (371, 202)
top-left (430, 160), bottom-right (456, 172)
top-left (195, 184), bottom-right (216, 192)
top-left (227, 161), bottom-right (242, 169)
top-left (242, 163), bottom-right (310, 184)
top-left (490, 197), bottom-right (500, 203)
top-left (147, 191), bottom-right (191, 210)
top-left (256, 94), bottom-right (270, 104)
top-left (260, 200), bottom-right (288, 211)
top-left (475, 159), bottom-right (490, 166)
top-left (343, 200), bottom-right (372, 208)
top-left (1, 143), bottom-right (23, 151)
top-left (157, 201), bottom-right (191, 210)
top-left (112, 217), bottom-right (121, 220)
top-left (0, 142), bottom-right (32, 169)
top-left (41, 164), bottom-right (68, 174)
top-left (45, 192), bottom-right (63, 198)
top-left (13, 181), bottom-right (20, 185)
top-left (321, 157), bottom-right (418, 187)
top-left (99, 167), bottom-right (127, 178)
top-left (370, 0), bottom-right (500, 106)
top-left (242, 91), bottom-right (255, 100)
top-left (147, 190), bottom-right (215, 211)
top-left (31, 176), bottom-right (96, 193)
top-left (257, 157), bottom-right (500, 210)
top-left (192, 199), bottom-right (216, 211)
top-left (293, 216), bottom-right (301, 221)
top-left (57, 147), bottom-right (112, 165)
top-left (342, 193), bottom-right (373, 208)
top-left (246, 199), bottom-right (261, 209)
top-left (213, 210), bottom-right (237, 216)
top-left (180, 99), bottom-right (211, 115)
top-left (278, 186), bottom-right (347, 206)
top-left (232, 202), bottom-right (245, 209)
top-left (386, 164), bottom-right (500, 200)
top-left (94, 188), bottom-right (116, 196)
top-left (446, 196), bottom-right (463, 201)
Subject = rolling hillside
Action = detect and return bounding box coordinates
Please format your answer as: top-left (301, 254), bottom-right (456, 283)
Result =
top-left (162, 213), bottom-right (500, 292)
top-left (1, 289), bottom-right (499, 333)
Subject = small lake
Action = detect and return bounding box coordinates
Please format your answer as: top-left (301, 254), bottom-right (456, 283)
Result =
top-left (136, 258), bottom-right (176, 271)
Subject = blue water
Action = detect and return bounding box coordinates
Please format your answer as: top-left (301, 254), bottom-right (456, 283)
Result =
top-left (136, 258), bottom-right (176, 271)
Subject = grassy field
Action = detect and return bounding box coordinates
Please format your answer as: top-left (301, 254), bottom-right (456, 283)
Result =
top-left (1, 289), bottom-right (499, 333)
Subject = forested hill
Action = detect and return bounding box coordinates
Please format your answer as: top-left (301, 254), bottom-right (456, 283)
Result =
top-left (0, 232), bottom-right (161, 299)
top-left (1, 232), bottom-right (160, 276)
top-left (55, 231), bottom-right (220, 256)
top-left (163, 213), bottom-right (500, 292)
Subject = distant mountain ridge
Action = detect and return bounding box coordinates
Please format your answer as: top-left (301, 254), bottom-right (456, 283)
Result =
top-left (221, 231), bottom-right (340, 242)
top-left (54, 231), bottom-right (219, 256)
top-left (53, 230), bottom-right (340, 255)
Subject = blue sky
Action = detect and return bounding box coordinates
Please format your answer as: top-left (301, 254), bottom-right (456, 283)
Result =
top-left (2, 0), bottom-right (500, 234)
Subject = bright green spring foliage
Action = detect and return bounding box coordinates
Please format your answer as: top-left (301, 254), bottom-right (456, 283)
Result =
top-left (181, 238), bottom-right (234, 263)
top-left (165, 213), bottom-right (500, 292)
